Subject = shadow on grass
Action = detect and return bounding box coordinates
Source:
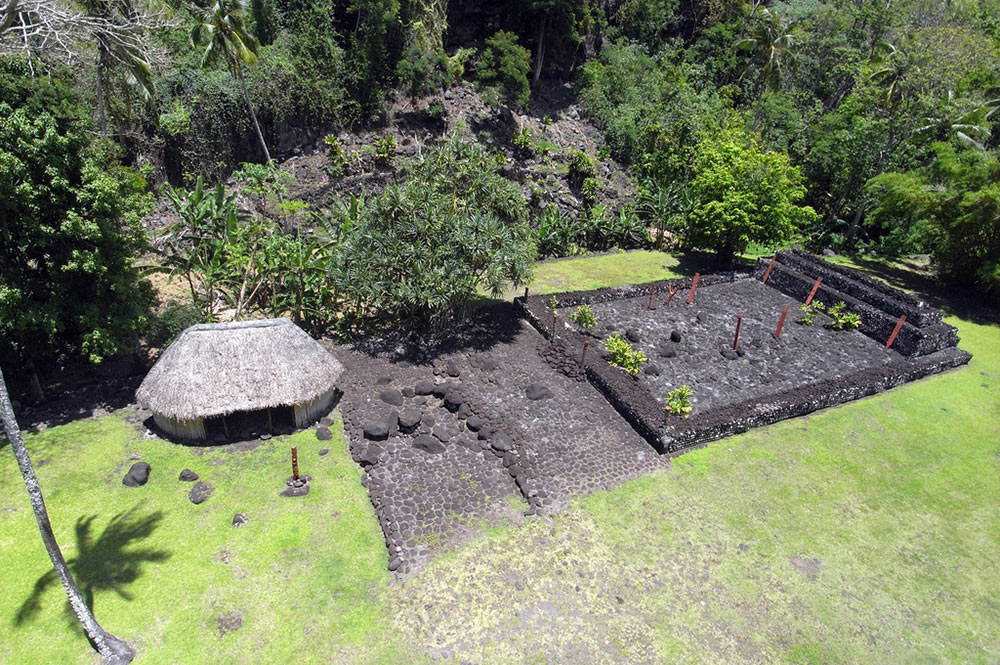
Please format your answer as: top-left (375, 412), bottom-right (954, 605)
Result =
top-left (14, 506), bottom-right (170, 629)
top-left (845, 255), bottom-right (1000, 328)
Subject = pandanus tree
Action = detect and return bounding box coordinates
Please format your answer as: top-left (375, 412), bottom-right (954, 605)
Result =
top-left (192, 0), bottom-right (271, 162)
top-left (0, 368), bottom-right (135, 664)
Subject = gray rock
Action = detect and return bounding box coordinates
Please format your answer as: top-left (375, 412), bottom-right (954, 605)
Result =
top-left (443, 390), bottom-right (464, 412)
top-left (178, 468), bottom-right (199, 482)
top-left (465, 416), bottom-right (486, 431)
top-left (525, 383), bottom-right (553, 400)
top-left (670, 330), bottom-right (682, 343)
top-left (318, 448), bottom-right (330, 456)
top-left (379, 389), bottom-right (404, 406)
top-left (363, 420), bottom-right (389, 440)
top-left (446, 360), bottom-right (460, 377)
top-left (414, 380), bottom-right (435, 395)
top-left (413, 434), bottom-right (446, 454)
top-left (122, 462), bottom-right (150, 487)
top-left (625, 329), bottom-right (641, 343)
top-left (432, 424), bottom-right (456, 442)
top-left (280, 483), bottom-right (309, 497)
top-left (359, 444), bottom-right (384, 466)
top-left (232, 513), bottom-right (249, 527)
top-left (316, 427), bottom-right (333, 441)
top-left (398, 409), bottom-right (422, 431)
top-left (721, 348), bottom-right (739, 360)
top-left (822, 248), bottom-right (836, 257)
top-left (502, 451), bottom-right (518, 468)
top-left (189, 481), bottom-right (214, 504)
top-left (644, 363), bottom-right (661, 376)
top-left (491, 432), bottom-right (514, 452)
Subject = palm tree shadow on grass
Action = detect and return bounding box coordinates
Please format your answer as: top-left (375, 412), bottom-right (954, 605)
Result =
top-left (14, 506), bottom-right (170, 629)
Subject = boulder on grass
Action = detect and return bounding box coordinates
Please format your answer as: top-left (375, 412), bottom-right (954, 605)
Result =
top-left (178, 468), bottom-right (199, 482)
top-left (122, 462), bottom-right (150, 487)
top-left (189, 481), bottom-right (214, 504)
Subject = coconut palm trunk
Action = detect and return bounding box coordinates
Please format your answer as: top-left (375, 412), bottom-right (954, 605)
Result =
top-left (0, 366), bottom-right (135, 665)
top-left (238, 70), bottom-right (270, 163)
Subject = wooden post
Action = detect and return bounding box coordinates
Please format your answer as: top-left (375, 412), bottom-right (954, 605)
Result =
top-left (761, 256), bottom-right (776, 284)
top-left (581, 340), bottom-right (590, 364)
top-left (886, 314), bottom-right (906, 350)
top-left (664, 282), bottom-right (679, 307)
top-left (647, 284), bottom-right (657, 310)
top-left (804, 276), bottom-right (823, 306)
top-left (687, 273), bottom-right (700, 304)
top-left (775, 305), bottom-right (790, 338)
top-left (291, 446), bottom-right (299, 480)
top-left (524, 287), bottom-right (529, 300)
top-left (733, 315), bottom-right (743, 350)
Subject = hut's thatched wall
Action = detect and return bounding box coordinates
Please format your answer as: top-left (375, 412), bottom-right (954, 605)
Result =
top-left (137, 318), bottom-right (344, 440)
top-left (293, 386), bottom-right (337, 428)
top-left (153, 414), bottom-right (206, 440)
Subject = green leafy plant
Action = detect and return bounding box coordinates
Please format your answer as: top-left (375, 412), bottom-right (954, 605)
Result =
top-left (664, 385), bottom-right (694, 418)
top-left (569, 305), bottom-right (597, 332)
top-left (799, 301), bottom-right (825, 325)
top-left (548, 295), bottom-right (559, 315)
top-left (826, 301), bottom-right (862, 330)
top-left (581, 177), bottom-right (601, 208)
top-left (476, 30), bottom-right (531, 108)
top-left (568, 150), bottom-right (597, 187)
top-left (603, 333), bottom-right (648, 376)
top-left (323, 134), bottom-right (349, 177)
top-left (514, 126), bottom-right (534, 156)
top-left (373, 134), bottom-right (397, 165)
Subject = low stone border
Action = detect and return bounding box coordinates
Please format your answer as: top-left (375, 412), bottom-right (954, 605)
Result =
top-left (778, 249), bottom-right (940, 326)
top-left (519, 263), bottom-right (971, 455)
top-left (757, 259), bottom-right (959, 357)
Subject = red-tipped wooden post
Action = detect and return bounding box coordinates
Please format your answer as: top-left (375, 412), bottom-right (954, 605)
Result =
top-left (775, 305), bottom-right (790, 338)
top-left (761, 256), bottom-right (776, 284)
top-left (886, 314), bottom-right (906, 350)
top-left (582, 340), bottom-right (590, 364)
top-left (804, 276), bottom-right (823, 306)
top-left (687, 273), bottom-right (700, 304)
top-left (291, 446), bottom-right (299, 480)
top-left (664, 282), bottom-right (679, 307)
top-left (733, 315), bottom-right (743, 350)
top-left (647, 284), bottom-right (657, 310)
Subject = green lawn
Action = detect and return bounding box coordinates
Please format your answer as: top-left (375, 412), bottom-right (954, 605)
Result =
top-left (0, 418), bottom-right (413, 665)
top-left (3, 252), bottom-right (998, 664)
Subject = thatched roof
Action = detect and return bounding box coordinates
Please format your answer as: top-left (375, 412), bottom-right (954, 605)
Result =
top-left (137, 318), bottom-right (344, 421)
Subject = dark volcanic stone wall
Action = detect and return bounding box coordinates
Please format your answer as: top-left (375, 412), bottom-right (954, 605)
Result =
top-left (756, 258), bottom-right (959, 357)
top-left (778, 249), bottom-right (941, 326)
top-left (520, 264), bottom-right (971, 454)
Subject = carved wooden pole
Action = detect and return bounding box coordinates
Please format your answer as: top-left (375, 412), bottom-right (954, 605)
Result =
top-left (647, 284), bottom-right (656, 310)
top-left (664, 282), bottom-right (680, 307)
top-left (886, 314), bottom-right (906, 350)
top-left (291, 446), bottom-right (299, 480)
top-left (733, 315), bottom-right (743, 350)
top-left (687, 273), bottom-right (700, 304)
top-left (805, 276), bottom-right (823, 306)
top-left (761, 256), bottom-right (776, 284)
top-left (775, 305), bottom-right (790, 338)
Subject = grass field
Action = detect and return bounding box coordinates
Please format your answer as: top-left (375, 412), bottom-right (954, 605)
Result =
top-left (3, 251), bottom-right (998, 664)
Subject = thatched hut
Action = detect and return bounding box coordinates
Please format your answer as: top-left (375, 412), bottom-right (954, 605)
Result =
top-left (137, 318), bottom-right (344, 441)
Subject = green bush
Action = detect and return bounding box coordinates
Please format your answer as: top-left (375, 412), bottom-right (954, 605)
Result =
top-left (569, 305), bottom-right (598, 332)
top-left (568, 150), bottom-right (597, 187)
top-left (825, 301), bottom-right (862, 331)
top-left (477, 30), bottom-right (532, 108)
top-left (581, 177), bottom-right (601, 207)
top-left (374, 134), bottom-right (397, 165)
top-left (664, 385), bottom-right (693, 418)
top-left (323, 134), bottom-right (349, 177)
top-left (799, 301), bottom-right (824, 325)
top-left (603, 334), bottom-right (648, 376)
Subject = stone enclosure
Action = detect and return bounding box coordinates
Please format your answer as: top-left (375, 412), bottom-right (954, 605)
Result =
top-left (335, 252), bottom-right (970, 572)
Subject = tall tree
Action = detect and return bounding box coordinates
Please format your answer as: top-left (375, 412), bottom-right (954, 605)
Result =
top-left (735, 7), bottom-right (799, 131)
top-left (0, 367), bottom-right (135, 664)
top-left (192, 0), bottom-right (271, 162)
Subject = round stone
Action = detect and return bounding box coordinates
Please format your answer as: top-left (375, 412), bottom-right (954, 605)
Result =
top-left (379, 389), bottom-right (404, 406)
top-left (179, 468), bottom-right (199, 482)
top-left (525, 383), bottom-right (553, 400)
top-left (316, 427), bottom-right (333, 441)
top-left (491, 433), bottom-right (514, 452)
top-left (412, 434), bottom-right (446, 454)
top-left (363, 420), bottom-right (389, 440)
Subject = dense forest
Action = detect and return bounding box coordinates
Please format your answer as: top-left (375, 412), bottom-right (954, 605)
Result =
top-left (2, 0), bottom-right (998, 395)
